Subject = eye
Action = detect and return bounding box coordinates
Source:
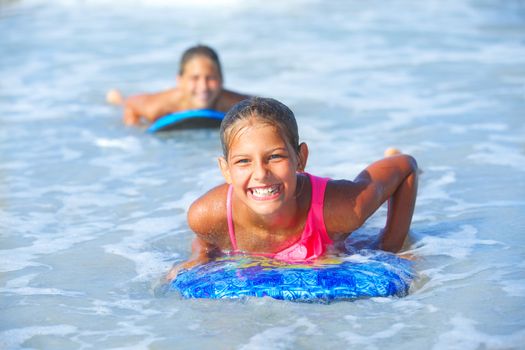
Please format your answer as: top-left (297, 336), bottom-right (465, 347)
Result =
top-left (234, 158), bottom-right (250, 165)
top-left (269, 154), bottom-right (286, 161)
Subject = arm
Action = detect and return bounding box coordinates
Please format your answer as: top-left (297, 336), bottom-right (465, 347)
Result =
top-left (106, 88), bottom-right (181, 125)
top-left (122, 101), bottom-right (143, 126)
top-left (106, 88), bottom-right (145, 125)
top-left (165, 184), bottom-right (229, 281)
top-left (216, 89), bottom-right (251, 111)
top-left (326, 154), bottom-right (418, 252)
top-left (165, 236), bottom-right (220, 281)
top-left (376, 155), bottom-right (418, 251)
top-left (122, 94), bottom-right (162, 126)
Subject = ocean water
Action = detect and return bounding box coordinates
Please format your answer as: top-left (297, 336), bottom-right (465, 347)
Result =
top-left (1, 0), bottom-right (524, 349)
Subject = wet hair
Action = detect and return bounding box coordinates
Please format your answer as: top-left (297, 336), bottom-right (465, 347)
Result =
top-left (220, 97), bottom-right (300, 158)
top-left (179, 44), bottom-right (223, 79)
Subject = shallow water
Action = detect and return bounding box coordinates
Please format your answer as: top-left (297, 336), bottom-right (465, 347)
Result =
top-left (1, 0), bottom-right (525, 349)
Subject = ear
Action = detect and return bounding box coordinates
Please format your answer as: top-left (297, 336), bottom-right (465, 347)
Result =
top-left (218, 157), bottom-right (232, 184)
top-left (176, 75), bottom-right (182, 85)
top-left (297, 142), bottom-right (309, 172)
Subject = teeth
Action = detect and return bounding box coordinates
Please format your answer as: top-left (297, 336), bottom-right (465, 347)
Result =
top-left (251, 185), bottom-right (279, 197)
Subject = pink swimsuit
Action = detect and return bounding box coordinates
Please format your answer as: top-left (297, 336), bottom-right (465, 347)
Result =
top-left (226, 172), bottom-right (333, 262)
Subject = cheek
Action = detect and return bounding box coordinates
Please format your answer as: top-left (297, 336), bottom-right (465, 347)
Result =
top-left (274, 162), bottom-right (298, 183)
top-left (229, 167), bottom-right (250, 182)
top-left (208, 80), bottom-right (221, 91)
top-left (181, 79), bottom-right (197, 92)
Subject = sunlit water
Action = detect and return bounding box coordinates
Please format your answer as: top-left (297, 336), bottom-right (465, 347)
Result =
top-left (1, 0), bottom-right (525, 349)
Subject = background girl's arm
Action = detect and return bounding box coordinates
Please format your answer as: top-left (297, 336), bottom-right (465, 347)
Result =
top-left (106, 89), bottom-right (142, 125)
top-left (106, 88), bottom-right (174, 125)
top-left (217, 89), bottom-right (251, 111)
top-left (326, 154), bottom-right (418, 252)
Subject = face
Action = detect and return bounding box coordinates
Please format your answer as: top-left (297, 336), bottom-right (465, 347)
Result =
top-left (177, 56), bottom-right (222, 109)
top-left (219, 121), bottom-right (308, 218)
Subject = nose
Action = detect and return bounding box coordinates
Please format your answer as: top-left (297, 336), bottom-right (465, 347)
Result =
top-left (196, 77), bottom-right (207, 91)
top-left (253, 160), bottom-right (269, 181)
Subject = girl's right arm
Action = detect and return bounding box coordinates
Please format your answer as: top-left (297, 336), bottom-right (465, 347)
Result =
top-left (165, 236), bottom-right (221, 281)
top-left (165, 185), bottom-right (229, 281)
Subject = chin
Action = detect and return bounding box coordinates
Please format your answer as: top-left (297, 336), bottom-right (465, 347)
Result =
top-left (251, 206), bottom-right (281, 217)
top-left (192, 101), bottom-right (211, 109)
top-left (247, 198), bottom-right (285, 217)
top-left (193, 95), bottom-right (218, 109)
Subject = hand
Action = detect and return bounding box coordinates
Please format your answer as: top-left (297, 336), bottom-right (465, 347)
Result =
top-left (106, 89), bottom-right (124, 105)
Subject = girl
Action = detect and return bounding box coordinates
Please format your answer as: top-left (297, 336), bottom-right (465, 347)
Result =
top-left (106, 44), bottom-right (249, 126)
top-left (166, 97), bottom-right (418, 280)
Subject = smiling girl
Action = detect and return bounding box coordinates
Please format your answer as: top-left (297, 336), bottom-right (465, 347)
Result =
top-left (166, 97), bottom-right (418, 280)
top-left (106, 45), bottom-right (249, 126)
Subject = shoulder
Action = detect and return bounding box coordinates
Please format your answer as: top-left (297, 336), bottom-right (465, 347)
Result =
top-left (187, 184), bottom-right (230, 243)
top-left (322, 178), bottom-right (364, 239)
top-left (216, 89), bottom-right (250, 111)
top-left (126, 88), bottom-right (180, 112)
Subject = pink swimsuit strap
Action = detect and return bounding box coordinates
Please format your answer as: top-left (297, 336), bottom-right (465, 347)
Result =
top-left (226, 184), bottom-right (239, 252)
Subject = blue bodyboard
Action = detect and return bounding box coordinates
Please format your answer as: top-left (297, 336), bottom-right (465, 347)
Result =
top-left (170, 251), bottom-right (415, 303)
top-left (148, 109), bottom-right (225, 133)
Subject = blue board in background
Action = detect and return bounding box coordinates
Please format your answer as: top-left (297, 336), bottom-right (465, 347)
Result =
top-left (147, 109), bottom-right (225, 133)
top-left (170, 251), bottom-right (416, 303)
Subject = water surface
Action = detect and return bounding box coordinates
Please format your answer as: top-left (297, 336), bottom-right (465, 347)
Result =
top-left (1, 0), bottom-right (524, 349)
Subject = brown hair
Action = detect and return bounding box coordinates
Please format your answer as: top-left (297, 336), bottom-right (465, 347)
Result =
top-left (220, 97), bottom-right (300, 158)
top-left (179, 44), bottom-right (223, 79)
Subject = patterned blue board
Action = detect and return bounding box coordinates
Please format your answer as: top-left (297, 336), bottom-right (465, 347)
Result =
top-left (170, 251), bottom-right (415, 303)
top-left (147, 109), bottom-right (225, 133)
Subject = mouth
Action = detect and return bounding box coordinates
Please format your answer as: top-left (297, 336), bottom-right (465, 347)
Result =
top-left (248, 184), bottom-right (282, 201)
top-left (195, 92), bottom-right (211, 102)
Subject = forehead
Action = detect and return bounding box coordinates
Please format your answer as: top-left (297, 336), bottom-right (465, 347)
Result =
top-left (227, 120), bottom-right (290, 153)
top-left (181, 56), bottom-right (220, 76)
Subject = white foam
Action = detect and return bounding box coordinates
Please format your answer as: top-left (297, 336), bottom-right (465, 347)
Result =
top-left (468, 142), bottom-right (525, 171)
top-left (414, 266), bottom-right (493, 295)
top-left (450, 123), bottom-right (506, 135)
top-left (433, 315), bottom-right (525, 350)
top-left (158, 191), bottom-right (201, 212)
top-left (408, 225), bottom-right (501, 260)
top-left (239, 317), bottom-right (318, 350)
top-left (447, 199), bottom-right (525, 213)
top-left (500, 279), bottom-right (525, 297)
top-left (337, 323), bottom-right (405, 345)
top-left (104, 217), bottom-right (185, 280)
top-left (417, 169), bottom-right (456, 206)
top-left (104, 245), bottom-right (173, 282)
top-left (0, 225), bottom-right (102, 273)
top-left (0, 325), bottom-right (78, 350)
top-left (51, 0), bottom-right (246, 7)
top-left (94, 137), bottom-right (143, 153)
top-left (1, 273), bottom-right (84, 297)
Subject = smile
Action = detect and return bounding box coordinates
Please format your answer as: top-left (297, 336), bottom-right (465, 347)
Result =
top-left (248, 184), bottom-right (282, 200)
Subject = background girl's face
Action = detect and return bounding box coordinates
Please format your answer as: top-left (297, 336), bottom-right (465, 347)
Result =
top-left (178, 56), bottom-right (222, 109)
top-left (220, 120), bottom-right (301, 217)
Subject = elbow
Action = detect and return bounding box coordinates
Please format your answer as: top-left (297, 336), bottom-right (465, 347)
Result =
top-left (401, 154), bottom-right (418, 175)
